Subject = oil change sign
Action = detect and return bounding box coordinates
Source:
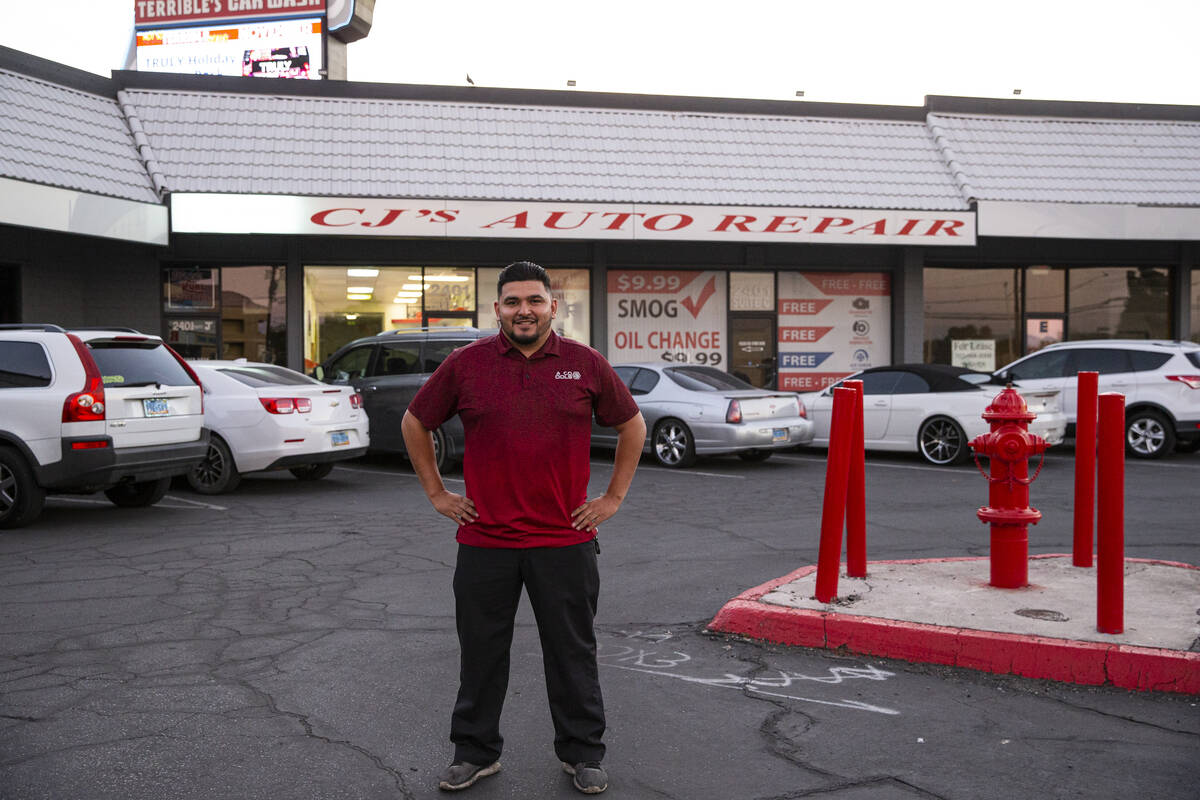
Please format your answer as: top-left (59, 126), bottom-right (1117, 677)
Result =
top-left (607, 270), bottom-right (727, 366)
top-left (776, 272), bottom-right (891, 392)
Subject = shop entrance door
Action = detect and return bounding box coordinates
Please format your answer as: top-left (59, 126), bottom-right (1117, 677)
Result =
top-left (729, 316), bottom-right (776, 388)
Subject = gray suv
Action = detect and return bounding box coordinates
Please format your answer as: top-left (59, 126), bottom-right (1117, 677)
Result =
top-left (315, 328), bottom-right (491, 471)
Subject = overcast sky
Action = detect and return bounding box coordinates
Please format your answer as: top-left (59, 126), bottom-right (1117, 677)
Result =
top-left (1, 0), bottom-right (1196, 107)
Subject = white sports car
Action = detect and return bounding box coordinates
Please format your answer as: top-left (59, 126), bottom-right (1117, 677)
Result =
top-left (798, 364), bottom-right (1066, 466)
top-left (185, 360), bottom-right (369, 493)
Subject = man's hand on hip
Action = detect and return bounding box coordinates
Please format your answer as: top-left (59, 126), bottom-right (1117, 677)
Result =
top-left (432, 490), bottom-right (477, 525)
top-left (571, 493), bottom-right (622, 532)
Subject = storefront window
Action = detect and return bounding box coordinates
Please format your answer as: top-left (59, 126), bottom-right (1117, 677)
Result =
top-left (777, 272), bottom-right (891, 391)
top-left (1068, 267), bottom-right (1170, 340)
top-left (1025, 266), bottom-right (1064, 313)
top-left (475, 266), bottom-right (590, 345)
top-left (607, 269), bottom-right (727, 367)
top-left (222, 266), bottom-right (286, 362)
top-left (924, 268), bottom-right (1019, 369)
top-left (163, 266), bottom-right (285, 364)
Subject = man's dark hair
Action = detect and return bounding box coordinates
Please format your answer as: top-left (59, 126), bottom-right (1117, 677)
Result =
top-left (497, 261), bottom-right (552, 297)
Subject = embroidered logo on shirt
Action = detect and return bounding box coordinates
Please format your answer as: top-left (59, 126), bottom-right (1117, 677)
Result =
top-left (555, 371), bottom-right (582, 380)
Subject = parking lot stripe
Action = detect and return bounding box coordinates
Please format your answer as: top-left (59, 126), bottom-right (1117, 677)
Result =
top-left (163, 495), bottom-right (228, 511)
top-left (589, 460), bottom-right (745, 479)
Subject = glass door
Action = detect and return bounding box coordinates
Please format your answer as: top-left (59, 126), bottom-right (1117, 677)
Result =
top-left (729, 316), bottom-right (776, 388)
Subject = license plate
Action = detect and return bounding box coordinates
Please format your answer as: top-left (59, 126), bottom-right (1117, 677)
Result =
top-left (143, 398), bottom-right (170, 417)
top-left (331, 431), bottom-right (350, 447)
top-left (772, 428), bottom-right (788, 442)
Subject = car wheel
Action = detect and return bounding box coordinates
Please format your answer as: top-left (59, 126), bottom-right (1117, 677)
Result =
top-left (290, 463), bottom-right (335, 481)
top-left (104, 476), bottom-right (171, 508)
top-left (652, 419), bottom-right (696, 468)
top-left (1126, 409), bottom-right (1174, 459)
top-left (918, 416), bottom-right (968, 466)
top-left (0, 448), bottom-right (46, 529)
top-left (737, 449), bottom-right (772, 463)
top-left (186, 437), bottom-right (242, 495)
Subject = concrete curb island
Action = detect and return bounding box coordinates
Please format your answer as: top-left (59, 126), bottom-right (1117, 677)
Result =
top-left (707, 555), bottom-right (1200, 694)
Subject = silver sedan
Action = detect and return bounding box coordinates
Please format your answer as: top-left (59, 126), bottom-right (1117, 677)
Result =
top-left (592, 363), bottom-right (814, 467)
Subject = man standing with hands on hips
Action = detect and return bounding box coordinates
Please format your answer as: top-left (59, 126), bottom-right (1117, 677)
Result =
top-left (402, 261), bottom-right (646, 794)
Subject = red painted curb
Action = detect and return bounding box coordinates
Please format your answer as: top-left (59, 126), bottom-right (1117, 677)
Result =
top-left (707, 556), bottom-right (1200, 694)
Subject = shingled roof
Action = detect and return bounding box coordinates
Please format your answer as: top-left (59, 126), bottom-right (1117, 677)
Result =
top-left (0, 60), bottom-right (158, 204)
top-left (929, 111), bottom-right (1200, 206)
top-left (117, 86), bottom-right (967, 210)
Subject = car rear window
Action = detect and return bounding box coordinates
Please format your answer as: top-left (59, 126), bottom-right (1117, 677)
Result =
top-left (1187, 352), bottom-right (1200, 369)
top-left (217, 366), bottom-right (318, 387)
top-left (88, 342), bottom-right (194, 387)
top-left (665, 366), bottom-right (752, 391)
top-left (1128, 350), bottom-right (1171, 371)
top-left (0, 341), bottom-right (52, 388)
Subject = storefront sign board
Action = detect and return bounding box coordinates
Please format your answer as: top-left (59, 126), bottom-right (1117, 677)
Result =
top-left (171, 194), bottom-right (976, 245)
top-left (1, 177), bottom-right (168, 245)
top-left (135, 0), bottom-right (326, 27)
top-left (776, 272), bottom-right (891, 392)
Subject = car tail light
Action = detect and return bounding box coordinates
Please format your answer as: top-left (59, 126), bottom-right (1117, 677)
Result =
top-left (1166, 375), bottom-right (1200, 389)
top-left (260, 397), bottom-right (312, 414)
top-left (165, 343), bottom-right (204, 414)
top-left (726, 399), bottom-right (742, 424)
top-left (796, 397), bottom-right (807, 418)
top-left (62, 334), bottom-right (106, 422)
top-left (71, 440), bottom-right (109, 449)
top-left (350, 392), bottom-right (363, 409)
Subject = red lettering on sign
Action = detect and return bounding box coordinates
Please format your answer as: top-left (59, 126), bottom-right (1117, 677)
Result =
top-left (483, 211), bottom-right (529, 229)
top-left (601, 212), bottom-right (644, 230)
top-left (643, 213), bottom-right (693, 232)
top-left (311, 208), bottom-right (363, 227)
top-left (763, 215), bottom-right (807, 233)
top-left (803, 272), bottom-right (891, 296)
top-left (846, 219), bottom-right (888, 235)
top-left (897, 219), bottom-right (921, 236)
top-left (713, 214), bottom-right (756, 232)
top-left (923, 219), bottom-right (965, 236)
top-left (545, 211), bottom-right (595, 230)
top-left (360, 209), bottom-right (406, 228)
top-left (811, 217), bottom-right (854, 234)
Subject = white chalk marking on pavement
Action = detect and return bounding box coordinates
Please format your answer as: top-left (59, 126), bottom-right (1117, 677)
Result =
top-left (775, 453), bottom-right (956, 474)
top-left (48, 496), bottom-right (226, 511)
top-left (163, 495), bottom-right (228, 511)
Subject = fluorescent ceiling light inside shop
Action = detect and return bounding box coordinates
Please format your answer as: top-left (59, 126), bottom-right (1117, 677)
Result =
top-left (347, 294), bottom-right (371, 300)
top-left (346, 286), bottom-right (374, 293)
top-left (410, 274), bottom-right (468, 282)
top-left (346, 269), bottom-right (379, 277)
top-left (401, 283), bottom-right (431, 291)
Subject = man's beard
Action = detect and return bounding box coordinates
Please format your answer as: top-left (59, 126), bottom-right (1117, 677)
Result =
top-left (504, 316), bottom-right (547, 345)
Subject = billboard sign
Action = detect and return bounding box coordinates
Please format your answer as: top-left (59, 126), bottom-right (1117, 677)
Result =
top-left (135, 17), bottom-right (324, 78)
top-left (607, 270), bottom-right (727, 366)
top-left (134, 0), bottom-right (326, 28)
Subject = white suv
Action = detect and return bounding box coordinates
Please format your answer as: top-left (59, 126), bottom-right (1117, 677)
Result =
top-left (994, 340), bottom-right (1200, 458)
top-left (0, 325), bottom-right (208, 528)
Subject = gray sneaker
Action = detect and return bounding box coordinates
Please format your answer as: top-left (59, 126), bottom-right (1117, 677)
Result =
top-left (561, 761), bottom-right (608, 794)
top-left (438, 760), bottom-right (501, 791)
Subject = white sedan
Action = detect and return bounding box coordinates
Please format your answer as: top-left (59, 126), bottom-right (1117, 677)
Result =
top-left (185, 360), bottom-right (369, 493)
top-left (798, 364), bottom-right (1066, 466)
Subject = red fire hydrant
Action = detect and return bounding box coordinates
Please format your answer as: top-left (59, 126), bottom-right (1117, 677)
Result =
top-left (969, 385), bottom-right (1049, 588)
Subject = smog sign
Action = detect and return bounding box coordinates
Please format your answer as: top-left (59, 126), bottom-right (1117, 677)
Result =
top-left (607, 270), bottom-right (727, 366)
top-left (776, 272), bottom-right (891, 392)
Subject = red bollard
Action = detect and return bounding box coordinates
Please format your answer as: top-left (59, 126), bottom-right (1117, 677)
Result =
top-left (814, 387), bottom-right (856, 603)
top-left (844, 380), bottom-right (867, 578)
top-left (1073, 371), bottom-right (1099, 567)
top-left (1097, 392), bottom-right (1125, 634)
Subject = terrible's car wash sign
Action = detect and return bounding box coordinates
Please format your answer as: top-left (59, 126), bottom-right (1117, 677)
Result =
top-left (134, 1), bottom-right (328, 79)
top-left (776, 272), bottom-right (891, 392)
top-left (607, 270), bottom-right (727, 366)
top-left (170, 195), bottom-right (977, 245)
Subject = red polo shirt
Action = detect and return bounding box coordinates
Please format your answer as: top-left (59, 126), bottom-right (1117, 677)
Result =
top-left (407, 331), bottom-right (639, 548)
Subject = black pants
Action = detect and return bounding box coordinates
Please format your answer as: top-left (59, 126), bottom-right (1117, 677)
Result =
top-left (451, 540), bottom-right (604, 766)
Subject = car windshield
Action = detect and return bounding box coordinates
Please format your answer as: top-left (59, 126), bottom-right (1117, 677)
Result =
top-left (664, 366), bottom-right (753, 392)
top-left (958, 373), bottom-right (992, 385)
top-left (217, 366), bottom-right (319, 388)
top-left (88, 341), bottom-right (193, 387)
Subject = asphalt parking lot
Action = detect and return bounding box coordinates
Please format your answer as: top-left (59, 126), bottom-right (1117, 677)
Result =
top-left (1, 445), bottom-right (1197, 799)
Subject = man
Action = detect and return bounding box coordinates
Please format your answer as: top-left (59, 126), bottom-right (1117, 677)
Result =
top-left (401, 261), bottom-right (646, 794)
